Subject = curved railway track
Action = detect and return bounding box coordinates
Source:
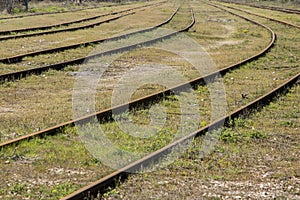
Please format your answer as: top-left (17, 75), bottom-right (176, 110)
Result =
top-left (0, 7), bottom-right (196, 148)
top-left (0, 2), bottom-right (160, 21)
top-left (0, 4), bottom-right (105, 20)
top-left (62, 73), bottom-right (299, 200)
top-left (0, 3), bottom-right (178, 64)
top-left (218, 0), bottom-right (300, 15)
top-left (61, 4), bottom-right (299, 199)
top-left (0, 11), bottom-right (136, 41)
top-left (0, 5), bottom-right (184, 81)
top-left (0, 3), bottom-right (275, 149)
top-left (0, 1), bottom-right (166, 21)
top-left (0, 1), bottom-right (165, 36)
top-left (1, 3), bottom-right (299, 199)
top-left (215, 1), bottom-right (300, 29)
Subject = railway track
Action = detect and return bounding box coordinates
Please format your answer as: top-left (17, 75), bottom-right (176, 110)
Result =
top-left (0, 1), bottom-right (278, 150)
top-left (0, 1), bottom-right (166, 21)
top-left (215, 1), bottom-right (300, 29)
top-left (0, 4), bottom-right (106, 20)
top-left (0, 5), bottom-right (184, 81)
top-left (0, 2), bottom-right (153, 21)
top-left (62, 73), bottom-right (299, 200)
top-left (1, 2), bottom-right (298, 199)
top-left (0, 6), bottom-right (195, 147)
top-left (0, 1), bottom-right (166, 37)
top-left (0, 11), bottom-right (136, 42)
top-left (218, 0), bottom-right (300, 15)
top-left (60, 4), bottom-right (300, 199)
top-left (0, 2), bottom-right (177, 64)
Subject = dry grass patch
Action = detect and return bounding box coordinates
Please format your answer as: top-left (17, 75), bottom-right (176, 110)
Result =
top-left (0, 1), bottom-right (299, 199)
top-left (220, 0), bottom-right (300, 10)
top-left (0, 2), bottom-right (174, 58)
top-left (189, 2), bottom-right (271, 69)
top-left (220, 1), bottom-right (300, 26)
top-left (0, 1), bottom-right (157, 31)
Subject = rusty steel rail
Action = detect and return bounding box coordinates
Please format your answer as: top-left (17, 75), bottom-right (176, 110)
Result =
top-left (1, 4), bottom-right (298, 199)
top-left (0, 8), bottom-right (198, 148)
top-left (0, 1), bottom-right (166, 36)
top-left (0, 4), bottom-right (110, 20)
top-left (0, 12), bottom-right (136, 42)
top-left (0, 1), bottom-right (161, 20)
top-left (0, 5), bottom-right (184, 81)
top-left (0, 6), bottom-right (275, 149)
top-left (218, 0), bottom-right (300, 15)
top-left (61, 72), bottom-right (299, 200)
top-left (0, 1), bottom-right (167, 21)
top-left (60, 5), bottom-right (300, 199)
top-left (0, 7), bottom-right (97, 20)
top-left (247, 5), bottom-right (300, 15)
top-left (215, 1), bottom-right (300, 29)
top-left (0, 3), bottom-right (179, 64)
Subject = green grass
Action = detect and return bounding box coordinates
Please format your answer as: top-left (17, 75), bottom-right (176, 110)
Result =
top-left (0, 0), bottom-right (299, 198)
top-left (0, 0), bottom-right (271, 144)
top-left (0, 127), bottom-right (113, 199)
top-left (106, 84), bottom-right (299, 198)
top-left (98, 1), bottom-right (300, 198)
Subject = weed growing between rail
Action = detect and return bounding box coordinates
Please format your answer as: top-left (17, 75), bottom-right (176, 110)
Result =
top-left (102, 81), bottom-right (299, 199)
top-left (188, 2), bottom-right (271, 69)
top-left (1, 1), bottom-right (299, 198)
top-left (0, 28), bottom-right (177, 74)
top-left (0, 1), bottom-right (159, 31)
top-left (220, 1), bottom-right (300, 26)
top-left (0, 128), bottom-right (115, 199)
top-left (0, 0), bottom-right (131, 17)
top-left (0, 0), bottom-right (270, 143)
top-left (99, 3), bottom-right (300, 199)
top-left (220, 0), bottom-right (300, 10)
top-left (0, 2), bottom-right (174, 58)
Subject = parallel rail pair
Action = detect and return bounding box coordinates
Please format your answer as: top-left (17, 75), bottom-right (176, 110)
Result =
top-left (1, 2), bottom-right (299, 199)
top-left (0, 3), bottom-right (181, 81)
top-left (0, 1), bottom-right (167, 41)
top-left (62, 3), bottom-right (300, 199)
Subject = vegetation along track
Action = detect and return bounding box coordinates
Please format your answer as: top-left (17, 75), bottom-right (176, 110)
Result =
top-left (0, 11), bottom-right (135, 42)
top-left (63, 74), bottom-right (299, 200)
top-left (99, 3), bottom-right (300, 198)
top-left (0, 4), bottom-right (187, 81)
top-left (0, 1), bottom-right (175, 65)
top-left (0, 1), bottom-right (161, 21)
top-left (61, 4), bottom-right (300, 199)
top-left (215, 1), bottom-right (300, 29)
top-left (1, 1), bottom-right (299, 198)
top-left (0, 4), bottom-right (195, 146)
top-left (1, 3), bottom-right (277, 148)
top-left (218, 0), bottom-right (300, 15)
top-left (0, 7), bottom-right (98, 20)
top-left (0, 0), bottom-right (275, 173)
top-left (0, 0), bottom-right (278, 148)
top-left (0, 1), bottom-right (166, 39)
top-left (0, 3), bottom-right (117, 20)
